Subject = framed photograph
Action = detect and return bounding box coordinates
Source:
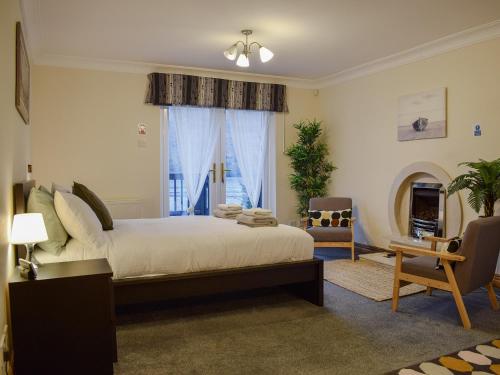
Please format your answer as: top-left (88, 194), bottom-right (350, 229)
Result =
top-left (398, 88), bottom-right (446, 141)
top-left (16, 22), bottom-right (30, 125)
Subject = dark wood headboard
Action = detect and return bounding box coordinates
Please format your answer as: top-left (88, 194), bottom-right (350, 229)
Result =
top-left (13, 180), bottom-right (36, 264)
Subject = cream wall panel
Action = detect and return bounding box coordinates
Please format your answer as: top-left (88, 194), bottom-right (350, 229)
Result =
top-left (319, 38), bottom-right (500, 250)
top-left (32, 67), bottom-right (161, 217)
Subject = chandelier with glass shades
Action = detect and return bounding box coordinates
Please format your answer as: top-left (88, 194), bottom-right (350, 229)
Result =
top-left (223, 29), bottom-right (274, 68)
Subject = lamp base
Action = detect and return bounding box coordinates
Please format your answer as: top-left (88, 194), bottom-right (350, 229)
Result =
top-left (19, 257), bottom-right (39, 280)
top-left (23, 243), bottom-right (40, 266)
top-left (18, 265), bottom-right (37, 280)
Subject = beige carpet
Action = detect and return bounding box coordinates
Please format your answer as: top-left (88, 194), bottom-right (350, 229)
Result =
top-left (324, 258), bottom-right (426, 301)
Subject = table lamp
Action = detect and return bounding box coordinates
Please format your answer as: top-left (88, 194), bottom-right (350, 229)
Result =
top-left (10, 213), bottom-right (48, 263)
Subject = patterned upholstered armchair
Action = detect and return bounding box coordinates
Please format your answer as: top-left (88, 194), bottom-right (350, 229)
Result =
top-left (390, 216), bottom-right (500, 329)
top-left (306, 197), bottom-right (356, 261)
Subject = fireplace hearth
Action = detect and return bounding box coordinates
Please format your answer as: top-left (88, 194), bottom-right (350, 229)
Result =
top-left (409, 182), bottom-right (445, 238)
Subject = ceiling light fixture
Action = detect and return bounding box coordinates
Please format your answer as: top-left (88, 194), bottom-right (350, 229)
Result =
top-left (224, 29), bottom-right (274, 68)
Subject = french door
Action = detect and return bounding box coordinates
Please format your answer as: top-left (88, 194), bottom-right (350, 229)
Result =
top-left (162, 107), bottom-right (274, 216)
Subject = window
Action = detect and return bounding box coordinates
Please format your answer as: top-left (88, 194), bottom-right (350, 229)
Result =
top-left (161, 107), bottom-right (275, 216)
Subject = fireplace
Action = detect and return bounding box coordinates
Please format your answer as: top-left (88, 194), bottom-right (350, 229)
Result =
top-left (408, 182), bottom-right (445, 238)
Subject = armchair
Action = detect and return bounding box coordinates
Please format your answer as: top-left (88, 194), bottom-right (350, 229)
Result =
top-left (390, 216), bottom-right (500, 329)
top-left (306, 197), bottom-right (356, 261)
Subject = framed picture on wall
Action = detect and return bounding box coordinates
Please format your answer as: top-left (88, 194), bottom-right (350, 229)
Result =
top-left (16, 22), bottom-right (30, 125)
top-left (397, 88), bottom-right (446, 141)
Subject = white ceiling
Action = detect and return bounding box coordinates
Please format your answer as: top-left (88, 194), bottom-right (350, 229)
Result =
top-left (21, 0), bottom-right (500, 79)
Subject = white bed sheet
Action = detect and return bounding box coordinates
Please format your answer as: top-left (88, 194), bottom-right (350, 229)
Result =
top-left (35, 216), bottom-right (314, 279)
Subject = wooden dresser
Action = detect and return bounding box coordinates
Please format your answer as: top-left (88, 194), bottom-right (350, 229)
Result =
top-left (8, 259), bottom-right (117, 375)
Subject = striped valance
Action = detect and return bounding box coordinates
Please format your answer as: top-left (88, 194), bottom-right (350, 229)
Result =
top-left (145, 73), bottom-right (288, 113)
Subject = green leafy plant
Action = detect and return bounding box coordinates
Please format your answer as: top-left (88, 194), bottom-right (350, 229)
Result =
top-left (285, 119), bottom-right (336, 217)
top-left (447, 158), bottom-right (500, 217)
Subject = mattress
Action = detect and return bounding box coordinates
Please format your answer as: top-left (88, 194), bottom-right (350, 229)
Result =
top-left (35, 216), bottom-right (314, 279)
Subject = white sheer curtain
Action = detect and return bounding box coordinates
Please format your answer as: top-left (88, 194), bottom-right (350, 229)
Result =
top-left (226, 110), bottom-right (272, 208)
top-left (169, 106), bottom-right (223, 214)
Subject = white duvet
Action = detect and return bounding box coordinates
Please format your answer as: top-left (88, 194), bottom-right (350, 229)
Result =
top-left (35, 216), bottom-right (314, 279)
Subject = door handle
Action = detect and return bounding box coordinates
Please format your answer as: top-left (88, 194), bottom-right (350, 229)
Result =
top-left (209, 163), bottom-right (216, 183)
top-left (221, 162), bottom-right (231, 184)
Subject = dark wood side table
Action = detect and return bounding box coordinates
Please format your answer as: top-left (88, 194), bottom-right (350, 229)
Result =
top-left (8, 258), bottom-right (117, 375)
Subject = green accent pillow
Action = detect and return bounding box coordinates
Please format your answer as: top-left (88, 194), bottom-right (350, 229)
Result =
top-left (39, 185), bottom-right (52, 195)
top-left (27, 187), bottom-right (68, 254)
top-left (72, 182), bottom-right (113, 230)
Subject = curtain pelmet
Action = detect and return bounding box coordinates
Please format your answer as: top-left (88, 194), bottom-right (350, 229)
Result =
top-left (145, 73), bottom-right (288, 113)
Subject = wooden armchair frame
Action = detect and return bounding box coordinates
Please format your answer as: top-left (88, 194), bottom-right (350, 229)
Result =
top-left (390, 236), bottom-right (498, 329)
top-left (312, 218), bottom-right (356, 262)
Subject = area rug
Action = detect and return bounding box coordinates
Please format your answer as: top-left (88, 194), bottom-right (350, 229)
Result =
top-left (359, 251), bottom-right (397, 266)
top-left (323, 258), bottom-right (426, 301)
top-left (386, 339), bottom-right (500, 374)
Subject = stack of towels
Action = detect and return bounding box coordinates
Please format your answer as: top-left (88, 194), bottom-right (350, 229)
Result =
top-left (214, 204), bottom-right (242, 219)
top-left (237, 208), bottom-right (278, 227)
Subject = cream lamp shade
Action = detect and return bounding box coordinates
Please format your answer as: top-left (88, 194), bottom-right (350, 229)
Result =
top-left (223, 44), bottom-right (238, 61)
top-left (259, 46), bottom-right (274, 63)
top-left (236, 53), bottom-right (249, 67)
top-left (10, 213), bottom-right (48, 245)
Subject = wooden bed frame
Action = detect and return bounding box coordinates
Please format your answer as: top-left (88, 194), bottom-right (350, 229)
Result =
top-left (13, 181), bottom-right (324, 307)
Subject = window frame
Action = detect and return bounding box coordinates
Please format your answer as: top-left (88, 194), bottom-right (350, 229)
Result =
top-left (160, 107), bottom-right (276, 217)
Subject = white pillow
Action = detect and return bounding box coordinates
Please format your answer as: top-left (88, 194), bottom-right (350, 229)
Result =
top-left (54, 191), bottom-right (105, 247)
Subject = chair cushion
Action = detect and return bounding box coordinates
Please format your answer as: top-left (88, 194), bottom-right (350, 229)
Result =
top-left (402, 256), bottom-right (447, 282)
top-left (306, 226), bottom-right (352, 242)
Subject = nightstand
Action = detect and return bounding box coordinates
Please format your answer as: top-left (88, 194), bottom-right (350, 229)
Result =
top-left (8, 258), bottom-right (117, 375)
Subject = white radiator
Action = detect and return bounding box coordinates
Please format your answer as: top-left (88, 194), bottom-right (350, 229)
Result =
top-left (104, 198), bottom-right (144, 219)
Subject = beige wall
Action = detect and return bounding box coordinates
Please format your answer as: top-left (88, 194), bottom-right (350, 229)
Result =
top-left (0, 0), bottom-right (31, 352)
top-left (319, 38), bottom-right (500, 255)
top-left (31, 65), bottom-right (319, 224)
top-left (32, 67), bottom-right (161, 217)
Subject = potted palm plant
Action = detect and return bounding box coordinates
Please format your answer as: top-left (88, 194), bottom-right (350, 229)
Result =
top-left (447, 158), bottom-right (500, 217)
top-left (285, 119), bottom-right (336, 224)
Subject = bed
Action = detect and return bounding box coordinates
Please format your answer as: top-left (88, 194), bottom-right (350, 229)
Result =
top-left (14, 181), bottom-right (324, 307)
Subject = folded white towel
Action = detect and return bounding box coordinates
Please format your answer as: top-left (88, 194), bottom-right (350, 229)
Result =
top-left (217, 203), bottom-right (242, 212)
top-left (236, 213), bottom-right (278, 227)
top-left (242, 208), bottom-right (273, 217)
top-left (214, 209), bottom-right (241, 219)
